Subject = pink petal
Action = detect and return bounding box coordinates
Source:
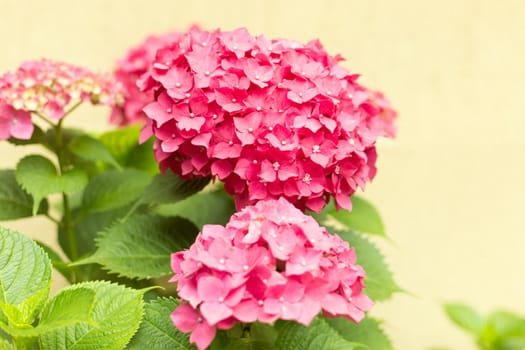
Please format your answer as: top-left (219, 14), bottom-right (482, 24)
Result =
top-left (171, 304), bottom-right (198, 332)
top-left (197, 275), bottom-right (227, 302)
top-left (233, 300), bottom-right (259, 323)
top-left (190, 321), bottom-right (217, 350)
top-left (200, 302), bottom-right (233, 325)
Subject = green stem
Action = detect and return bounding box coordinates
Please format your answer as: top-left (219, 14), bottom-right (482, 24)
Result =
top-left (54, 112), bottom-right (80, 282)
top-left (44, 212), bottom-right (61, 225)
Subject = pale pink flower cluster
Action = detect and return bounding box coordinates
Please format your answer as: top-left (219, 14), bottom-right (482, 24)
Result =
top-left (140, 27), bottom-right (396, 212)
top-left (110, 31), bottom-right (187, 126)
top-left (170, 198), bottom-right (372, 350)
top-left (0, 59), bottom-right (122, 140)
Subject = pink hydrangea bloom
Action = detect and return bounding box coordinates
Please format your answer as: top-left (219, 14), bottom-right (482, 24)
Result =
top-left (140, 27), bottom-right (396, 212)
top-left (0, 102), bottom-right (33, 140)
top-left (170, 198), bottom-right (372, 350)
top-left (110, 30), bottom-right (188, 126)
top-left (0, 59), bottom-right (122, 140)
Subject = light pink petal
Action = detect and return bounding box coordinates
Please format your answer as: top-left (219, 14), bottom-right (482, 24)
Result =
top-left (200, 302), bottom-right (233, 325)
top-left (190, 321), bottom-right (217, 350)
top-left (171, 304), bottom-right (198, 332)
top-left (197, 275), bottom-right (227, 301)
top-left (233, 300), bottom-right (259, 323)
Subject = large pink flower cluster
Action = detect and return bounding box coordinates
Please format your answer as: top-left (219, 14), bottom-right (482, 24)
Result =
top-left (140, 27), bottom-right (396, 212)
top-left (170, 198), bottom-right (372, 350)
top-left (0, 59), bottom-right (121, 140)
top-left (110, 31), bottom-right (186, 126)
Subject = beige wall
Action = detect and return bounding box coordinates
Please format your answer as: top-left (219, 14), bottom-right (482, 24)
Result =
top-left (1, 1), bottom-right (524, 349)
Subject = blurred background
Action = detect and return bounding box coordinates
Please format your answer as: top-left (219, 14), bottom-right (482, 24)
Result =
top-left (1, 0), bottom-right (524, 348)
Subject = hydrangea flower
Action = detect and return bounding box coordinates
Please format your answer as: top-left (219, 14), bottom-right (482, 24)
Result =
top-left (110, 30), bottom-right (188, 126)
top-left (170, 198), bottom-right (372, 350)
top-left (140, 27), bottom-right (396, 212)
top-left (0, 59), bottom-right (121, 140)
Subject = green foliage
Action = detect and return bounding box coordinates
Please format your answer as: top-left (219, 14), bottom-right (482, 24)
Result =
top-left (60, 205), bottom-right (132, 260)
top-left (35, 240), bottom-right (74, 283)
top-left (0, 169), bottom-right (48, 221)
top-left (0, 226), bottom-right (51, 325)
top-left (0, 287), bottom-right (95, 338)
top-left (73, 214), bottom-right (198, 279)
top-left (69, 134), bottom-right (122, 170)
top-left (139, 169), bottom-right (210, 207)
top-left (338, 231), bottom-right (401, 301)
top-left (313, 196), bottom-right (386, 237)
top-left (15, 155), bottom-right (88, 214)
top-left (39, 281), bottom-right (145, 350)
top-left (208, 323), bottom-right (277, 350)
top-left (444, 303), bottom-right (484, 335)
top-left (127, 297), bottom-right (194, 349)
top-left (275, 317), bottom-right (357, 350)
top-left (99, 126), bottom-right (158, 175)
top-left (155, 188), bottom-right (236, 228)
top-left (82, 169), bottom-right (151, 213)
top-left (325, 317), bottom-right (393, 350)
top-left (445, 303), bottom-right (525, 350)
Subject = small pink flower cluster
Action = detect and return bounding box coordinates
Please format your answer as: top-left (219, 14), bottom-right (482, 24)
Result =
top-left (110, 31), bottom-right (187, 126)
top-left (0, 59), bottom-right (122, 140)
top-left (140, 27), bottom-right (396, 212)
top-left (170, 198), bottom-right (372, 350)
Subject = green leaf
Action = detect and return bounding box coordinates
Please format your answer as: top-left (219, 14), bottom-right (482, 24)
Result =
top-left (444, 303), bottom-right (484, 335)
top-left (15, 155), bottom-right (88, 214)
top-left (125, 138), bottom-right (158, 175)
top-left (316, 196), bottom-right (385, 237)
top-left (99, 126), bottom-right (141, 160)
top-left (223, 338), bottom-right (275, 350)
top-left (59, 205), bottom-right (132, 260)
top-left (338, 231), bottom-right (401, 302)
top-left (209, 323), bottom-right (277, 350)
top-left (275, 318), bottom-right (356, 350)
top-left (139, 170), bottom-right (210, 207)
top-left (487, 311), bottom-right (525, 336)
top-left (82, 169), bottom-right (151, 213)
top-left (155, 188), bottom-right (236, 229)
top-left (127, 297), bottom-right (194, 350)
top-left (0, 169), bottom-right (48, 221)
top-left (325, 317), bottom-right (394, 350)
top-left (35, 241), bottom-right (74, 283)
top-left (0, 226), bottom-right (51, 325)
top-left (73, 214), bottom-right (198, 279)
top-left (0, 338), bottom-right (16, 349)
top-left (0, 287), bottom-right (95, 338)
top-left (99, 126), bottom-right (158, 175)
top-left (39, 281), bottom-right (145, 350)
top-left (69, 134), bottom-right (122, 169)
